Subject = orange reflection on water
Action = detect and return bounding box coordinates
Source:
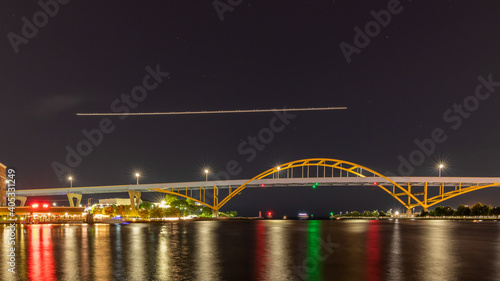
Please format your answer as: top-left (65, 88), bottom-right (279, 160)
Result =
top-left (93, 224), bottom-right (113, 281)
top-left (128, 225), bottom-right (146, 280)
top-left (80, 224), bottom-right (90, 280)
top-left (28, 225), bottom-right (56, 281)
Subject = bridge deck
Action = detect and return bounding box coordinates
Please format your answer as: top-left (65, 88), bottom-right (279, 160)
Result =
top-left (15, 177), bottom-right (500, 197)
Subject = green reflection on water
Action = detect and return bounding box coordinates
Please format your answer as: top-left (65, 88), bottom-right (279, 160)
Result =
top-left (305, 220), bottom-right (322, 281)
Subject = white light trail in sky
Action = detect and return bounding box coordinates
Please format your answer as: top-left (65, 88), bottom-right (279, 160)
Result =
top-left (76, 107), bottom-right (347, 116)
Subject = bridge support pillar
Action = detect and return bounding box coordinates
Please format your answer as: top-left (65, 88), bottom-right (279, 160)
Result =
top-left (406, 208), bottom-right (413, 218)
top-left (212, 210), bottom-right (219, 218)
top-left (85, 213), bottom-right (94, 224)
top-left (67, 193), bottom-right (82, 207)
top-left (128, 190), bottom-right (141, 210)
top-left (15, 196), bottom-right (27, 207)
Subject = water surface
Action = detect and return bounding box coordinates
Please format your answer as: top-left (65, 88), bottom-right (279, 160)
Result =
top-left (1, 220), bottom-right (500, 281)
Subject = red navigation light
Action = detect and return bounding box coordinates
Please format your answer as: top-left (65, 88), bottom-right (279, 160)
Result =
top-left (268, 212), bottom-right (272, 215)
top-left (260, 184), bottom-right (265, 187)
top-left (32, 203), bottom-right (39, 208)
top-left (373, 182), bottom-right (378, 185)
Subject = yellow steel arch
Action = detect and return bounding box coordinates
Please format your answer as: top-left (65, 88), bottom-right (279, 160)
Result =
top-left (215, 158), bottom-right (424, 211)
top-left (149, 158), bottom-right (500, 214)
top-left (419, 183), bottom-right (500, 210)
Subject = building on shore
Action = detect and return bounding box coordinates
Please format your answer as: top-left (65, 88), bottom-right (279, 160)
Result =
top-left (0, 206), bottom-right (87, 223)
top-left (99, 198), bottom-right (141, 206)
top-left (0, 163), bottom-right (6, 206)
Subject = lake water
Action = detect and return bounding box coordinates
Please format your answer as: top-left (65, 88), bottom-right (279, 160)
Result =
top-left (1, 219), bottom-right (500, 281)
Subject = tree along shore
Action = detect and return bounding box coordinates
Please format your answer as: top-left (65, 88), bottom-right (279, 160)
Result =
top-left (91, 194), bottom-right (237, 220)
top-left (335, 202), bottom-right (500, 220)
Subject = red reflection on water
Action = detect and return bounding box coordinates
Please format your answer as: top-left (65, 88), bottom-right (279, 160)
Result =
top-left (28, 225), bottom-right (56, 281)
top-left (365, 221), bottom-right (381, 281)
top-left (253, 220), bottom-right (267, 280)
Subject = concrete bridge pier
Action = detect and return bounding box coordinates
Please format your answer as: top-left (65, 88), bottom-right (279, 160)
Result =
top-left (85, 213), bottom-right (94, 224)
top-left (406, 208), bottom-right (413, 217)
top-left (212, 210), bottom-right (219, 218)
top-left (67, 193), bottom-right (82, 207)
top-left (15, 196), bottom-right (27, 207)
top-left (128, 190), bottom-right (141, 210)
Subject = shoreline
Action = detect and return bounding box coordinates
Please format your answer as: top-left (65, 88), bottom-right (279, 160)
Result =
top-left (2, 216), bottom-right (500, 224)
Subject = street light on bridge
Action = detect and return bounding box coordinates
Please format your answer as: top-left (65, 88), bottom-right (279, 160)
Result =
top-left (276, 166), bottom-right (281, 179)
top-left (135, 173), bottom-right (140, 185)
top-left (204, 169), bottom-right (209, 181)
top-left (438, 164), bottom-right (444, 177)
top-left (68, 176), bottom-right (73, 188)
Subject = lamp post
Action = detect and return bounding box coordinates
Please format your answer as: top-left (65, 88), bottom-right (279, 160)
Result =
top-left (68, 176), bottom-right (73, 188)
top-left (135, 173), bottom-right (140, 185)
top-left (277, 166), bottom-right (281, 179)
top-left (439, 164), bottom-right (444, 177)
top-left (204, 169), bottom-right (209, 181)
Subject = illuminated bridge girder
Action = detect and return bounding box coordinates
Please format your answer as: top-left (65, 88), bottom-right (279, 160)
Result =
top-left (160, 158), bottom-right (500, 213)
top-left (16, 158), bottom-right (500, 212)
top-left (214, 158), bottom-right (423, 212)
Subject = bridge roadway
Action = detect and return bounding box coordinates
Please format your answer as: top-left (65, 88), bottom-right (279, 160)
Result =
top-left (16, 176), bottom-right (500, 197)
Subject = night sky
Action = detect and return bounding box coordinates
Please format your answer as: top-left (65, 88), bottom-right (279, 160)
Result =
top-left (2, 1), bottom-right (500, 216)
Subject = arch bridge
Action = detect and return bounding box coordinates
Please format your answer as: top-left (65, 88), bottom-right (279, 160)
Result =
top-left (150, 158), bottom-right (500, 216)
top-left (15, 158), bottom-right (500, 216)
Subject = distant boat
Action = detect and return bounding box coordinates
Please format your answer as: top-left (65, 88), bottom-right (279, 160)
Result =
top-left (102, 217), bottom-right (125, 224)
top-left (298, 213), bottom-right (309, 220)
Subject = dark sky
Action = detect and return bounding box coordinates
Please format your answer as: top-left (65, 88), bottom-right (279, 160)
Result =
top-left (2, 0), bottom-right (500, 216)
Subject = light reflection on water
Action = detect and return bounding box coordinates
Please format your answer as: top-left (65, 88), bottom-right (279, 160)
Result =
top-left (267, 221), bottom-right (291, 280)
top-left (95, 224), bottom-right (113, 281)
top-left (195, 221), bottom-right (220, 281)
top-left (28, 225), bottom-right (56, 281)
top-left (156, 224), bottom-right (169, 280)
top-left (2, 220), bottom-right (500, 281)
top-left (496, 227), bottom-right (500, 280)
top-left (365, 221), bottom-right (381, 281)
top-left (128, 224), bottom-right (146, 280)
top-left (387, 220), bottom-right (402, 281)
top-left (421, 220), bottom-right (458, 281)
top-left (62, 226), bottom-right (78, 280)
